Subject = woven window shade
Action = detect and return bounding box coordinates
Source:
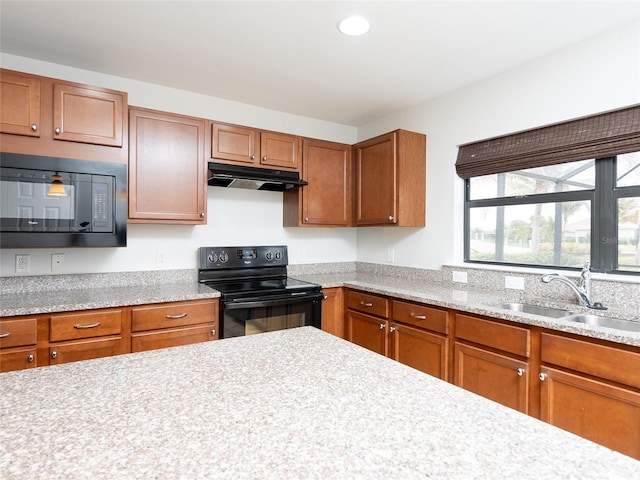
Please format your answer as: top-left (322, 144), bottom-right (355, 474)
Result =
top-left (455, 105), bottom-right (640, 179)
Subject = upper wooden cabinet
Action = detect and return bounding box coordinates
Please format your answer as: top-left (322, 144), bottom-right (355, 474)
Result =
top-left (129, 107), bottom-right (207, 224)
top-left (283, 138), bottom-right (352, 227)
top-left (0, 69), bottom-right (128, 163)
top-left (354, 129), bottom-right (426, 227)
top-left (210, 121), bottom-right (302, 171)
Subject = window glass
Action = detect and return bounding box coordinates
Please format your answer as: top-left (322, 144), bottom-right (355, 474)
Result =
top-left (617, 196), bottom-right (640, 272)
top-left (616, 152), bottom-right (640, 187)
top-left (468, 201), bottom-right (591, 267)
top-left (469, 159), bottom-right (595, 200)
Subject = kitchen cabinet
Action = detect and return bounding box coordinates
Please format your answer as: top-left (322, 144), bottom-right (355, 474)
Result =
top-left (454, 313), bottom-right (531, 414)
top-left (0, 68), bottom-right (128, 163)
top-left (539, 332), bottom-right (640, 459)
top-left (390, 300), bottom-right (449, 380)
top-left (210, 121), bottom-right (302, 171)
top-left (354, 129), bottom-right (426, 227)
top-left (0, 317), bottom-right (38, 372)
top-left (131, 299), bottom-right (218, 352)
top-left (129, 107), bottom-right (207, 224)
top-left (346, 290), bottom-right (390, 355)
top-left (320, 287), bottom-right (345, 338)
top-left (283, 138), bottom-right (353, 227)
top-left (48, 308), bottom-right (127, 366)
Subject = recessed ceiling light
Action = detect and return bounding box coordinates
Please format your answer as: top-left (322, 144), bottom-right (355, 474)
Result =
top-left (338, 16), bottom-right (370, 36)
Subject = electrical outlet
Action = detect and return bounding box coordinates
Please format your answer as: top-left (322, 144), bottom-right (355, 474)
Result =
top-left (505, 276), bottom-right (525, 290)
top-left (51, 253), bottom-right (65, 273)
top-left (452, 271), bottom-right (468, 284)
top-left (15, 254), bottom-right (30, 273)
top-left (156, 250), bottom-right (167, 267)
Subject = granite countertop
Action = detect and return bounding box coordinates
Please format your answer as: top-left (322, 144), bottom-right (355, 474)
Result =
top-left (0, 282), bottom-right (220, 317)
top-left (293, 272), bottom-right (640, 348)
top-left (1, 327), bottom-right (637, 478)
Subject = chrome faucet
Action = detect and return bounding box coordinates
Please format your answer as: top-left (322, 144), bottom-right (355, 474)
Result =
top-left (540, 262), bottom-right (606, 310)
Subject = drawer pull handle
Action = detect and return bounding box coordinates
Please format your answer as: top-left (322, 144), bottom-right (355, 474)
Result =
top-left (166, 313), bottom-right (188, 319)
top-left (0, 332), bottom-right (11, 338)
top-left (360, 301), bottom-right (373, 307)
top-left (409, 313), bottom-right (426, 320)
top-left (74, 322), bottom-right (101, 329)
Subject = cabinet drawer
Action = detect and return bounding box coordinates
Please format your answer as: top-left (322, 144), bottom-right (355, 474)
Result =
top-left (455, 314), bottom-right (530, 358)
top-left (132, 324), bottom-right (218, 353)
top-left (50, 309), bottom-right (122, 342)
top-left (0, 348), bottom-right (37, 372)
top-left (0, 317), bottom-right (37, 348)
top-left (347, 290), bottom-right (389, 318)
top-left (541, 333), bottom-right (640, 389)
top-left (392, 300), bottom-right (448, 334)
top-left (131, 300), bottom-right (218, 332)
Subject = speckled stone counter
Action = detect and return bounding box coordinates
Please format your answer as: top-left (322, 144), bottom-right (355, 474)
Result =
top-left (292, 272), bottom-right (640, 347)
top-left (0, 327), bottom-right (637, 478)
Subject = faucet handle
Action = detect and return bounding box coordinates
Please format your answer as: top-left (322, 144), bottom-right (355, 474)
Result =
top-left (582, 261), bottom-right (591, 271)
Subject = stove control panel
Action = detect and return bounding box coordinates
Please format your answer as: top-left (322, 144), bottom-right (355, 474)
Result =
top-left (199, 245), bottom-right (288, 269)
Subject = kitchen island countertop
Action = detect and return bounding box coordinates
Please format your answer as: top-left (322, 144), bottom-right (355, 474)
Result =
top-left (1, 327), bottom-right (638, 479)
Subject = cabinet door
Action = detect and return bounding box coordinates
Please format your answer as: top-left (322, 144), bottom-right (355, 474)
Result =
top-left (540, 365), bottom-right (640, 460)
top-left (132, 324), bottom-right (217, 353)
top-left (49, 337), bottom-right (123, 365)
top-left (52, 82), bottom-right (124, 147)
top-left (346, 311), bottom-right (388, 356)
top-left (355, 132), bottom-right (397, 225)
top-left (390, 323), bottom-right (448, 380)
top-left (260, 130), bottom-right (301, 170)
top-left (0, 348), bottom-right (37, 372)
top-left (321, 287), bottom-right (344, 338)
top-left (211, 122), bottom-right (259, 165)
top-left (129, 108), bottom-right (206, 223)
top-left (300, 139), bottom-right (352, 226)
top-left (454, 342), bottom-right (529, 414)
top-left (0, 70), bottom-right (41, 137)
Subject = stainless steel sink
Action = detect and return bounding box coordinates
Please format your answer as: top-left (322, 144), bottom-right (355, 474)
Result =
top-left (496, 303), bottom-right (571, 318)
top-left (561, 313), bottom-right (640, 332)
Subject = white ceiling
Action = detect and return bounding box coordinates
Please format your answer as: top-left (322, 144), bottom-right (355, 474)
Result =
top-left (1, 1), bottom-right (639, 126)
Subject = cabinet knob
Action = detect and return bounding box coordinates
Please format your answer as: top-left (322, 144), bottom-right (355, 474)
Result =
top-left (517, 368), bottom-right (525, 376)
top-left (390, 326), bottom-right (396, 333)
top-left (322, 294), bottom-right (328, 300)
top-left (200, 212), bottom-right (205, 218)
top-left (51, 350), bottom-right (58, 359)
top-left (539, 373), bottom-right (547, 381)
top-left (210, 329), bottom-right (216, 336)
top-left (251, 155), bottom-right (256, 160)
top-left (262, 156), bottom-right (267, 161)
top-left (54, 127), bottom-right (61, 135)
top-left (379, 323), bottom-right (385, 330)
top-left (31, 123), bottom-right (38, 132)
top-left (304, 217), bottom-right (309, 223)
top-left (388, 216), bottom-right (394, 222)
top-left (27, 354), bottom-right (35, 363)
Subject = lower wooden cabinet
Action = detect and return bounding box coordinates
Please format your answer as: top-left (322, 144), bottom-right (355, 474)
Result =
top-left (320, 287), bottom-right (345, 338)
top-left (0, 347), bottom-right (37, 372)
top-left (131, 299), bottom-right (218, 352)
top-left (347, 310), bottom-right (389, 356)
top-left (390, 323), bottom-right (448, 380)
top-left (50, 338), bottom-right (123, 365)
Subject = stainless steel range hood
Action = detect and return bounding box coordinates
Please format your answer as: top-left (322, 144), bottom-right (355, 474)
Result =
top-left (207, 162), bottom-right (308, 191)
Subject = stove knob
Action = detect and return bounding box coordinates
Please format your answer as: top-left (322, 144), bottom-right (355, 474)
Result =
top-left (219, 252), bottom-right (229, 263)
top-left (275, 251), bottom-right (281, 260)
top-left (265, 252), bottom-right (273, 260)
top-left (207, 252), bottom-right (218, 264)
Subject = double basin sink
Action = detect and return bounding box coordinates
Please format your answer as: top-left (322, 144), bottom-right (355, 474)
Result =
top-left (496, 302), bottom-right (640, 333)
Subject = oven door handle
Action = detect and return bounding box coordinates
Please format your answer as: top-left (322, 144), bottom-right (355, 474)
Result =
top-left (224, 293), bottom-right (322, 310)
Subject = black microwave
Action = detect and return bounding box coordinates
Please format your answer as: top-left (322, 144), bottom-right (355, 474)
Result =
top-left (0, 152), bottom-right (127, 248)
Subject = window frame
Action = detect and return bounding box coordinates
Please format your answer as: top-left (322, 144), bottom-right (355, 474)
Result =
top-left (464, 155), bottom-right (640, 275)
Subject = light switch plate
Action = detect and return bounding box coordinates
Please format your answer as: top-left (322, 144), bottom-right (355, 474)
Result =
top-left (505, 276), bottom-right (525, 290)
top-left (452, 271), bottom-right (468, 284)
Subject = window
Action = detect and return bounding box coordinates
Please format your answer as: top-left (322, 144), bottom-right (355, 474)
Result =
top-left (456, 105), bottom-right (640, 274)
top-left (464, 152), bottom-right (640, 273)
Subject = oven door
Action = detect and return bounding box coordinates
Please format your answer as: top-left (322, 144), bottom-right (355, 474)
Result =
top-left (221, 292), bottom-right (323, 339)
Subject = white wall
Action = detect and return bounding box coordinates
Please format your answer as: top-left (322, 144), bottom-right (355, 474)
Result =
top-left (1, 20), bottom-right (639, 276)
top-left (355, 21), bottom-right (640, 269)
top-left (0, 54), bottom-right (358, 276)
